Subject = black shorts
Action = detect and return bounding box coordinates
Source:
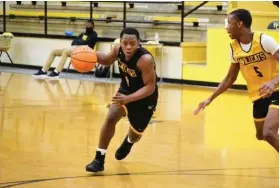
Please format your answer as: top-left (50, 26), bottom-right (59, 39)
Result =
top-left (119, 88), bottom-right (158, 135)
top-left (253, 91), bottom-right (279, 121)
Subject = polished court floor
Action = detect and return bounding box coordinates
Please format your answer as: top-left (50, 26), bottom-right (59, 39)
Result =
top-left (0, 72), bottom-right (278, 188)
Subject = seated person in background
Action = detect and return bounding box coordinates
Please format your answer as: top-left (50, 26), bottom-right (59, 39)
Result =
top-left (32, 20), bottom-right (98, 79)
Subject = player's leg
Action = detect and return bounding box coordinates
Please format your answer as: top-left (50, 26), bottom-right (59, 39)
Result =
top-left (98, 104), bottom-right (127, 149)
top-left (115, 103), bottom-right (155, 160)
top-left (253, 96), bottom-right (268, 141)
top-left (262, 104), bottom-right (279, 152)
top-left (128, 127), bottom-right (142, 142)
top-left (254, 120), bottom-right (264, 141)
top-left (86, 103), bottom-right (126, 172)
top-left (253, 92), bottom-right (279, 152)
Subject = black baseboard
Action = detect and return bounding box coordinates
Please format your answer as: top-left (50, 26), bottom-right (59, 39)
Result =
top-left (0, 62), bottom-right (95, 75)
top-left (113, 73), bottom-right (247, 90)
top-left (0, 63), bottom-right (247, 90)
top-left (0, 62), bottom-right (40, 70)
top-left (162, 77), bottom-right (247, 90)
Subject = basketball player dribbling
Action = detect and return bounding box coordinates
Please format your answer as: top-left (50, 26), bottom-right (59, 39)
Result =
top-left (86, 28), bottom-right (158, 172)
top-left (195, 9), bottom-right (279, 152)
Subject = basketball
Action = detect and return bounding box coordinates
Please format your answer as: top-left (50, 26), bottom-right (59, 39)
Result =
top-left (71, 46), bottom-right (97, 73)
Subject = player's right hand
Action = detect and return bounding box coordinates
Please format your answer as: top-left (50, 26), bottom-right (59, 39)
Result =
top-left (194, 99), bottom-right (211, 115)
top-left (259, 81), bottom-right (275, 98)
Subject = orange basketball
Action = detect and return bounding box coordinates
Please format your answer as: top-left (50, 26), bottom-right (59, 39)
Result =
top-left (71, 46), bottom-right (97, 73)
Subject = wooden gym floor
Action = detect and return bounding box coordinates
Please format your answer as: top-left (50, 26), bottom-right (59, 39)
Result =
top-left (0, 72), bottom-right (278, 188)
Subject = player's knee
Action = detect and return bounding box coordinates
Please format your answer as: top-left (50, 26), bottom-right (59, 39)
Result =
top-left (130, 135), bottom-right (141, 143)
top-left (105, 113), bottom-right (120, 126)
top-left (256, 133), bottom-right (263, 140)
top-left (132, 136), bottom-right (141, 143)
top-left (262, 127), bottom-right (275, 141)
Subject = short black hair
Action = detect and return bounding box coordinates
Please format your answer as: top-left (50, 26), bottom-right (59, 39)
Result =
top-left (230, 9), bottom-right (252, 28)
top-left (87, 19), bottom-right (94, 26)
top-left (120, 27), bottom-right (140, 40)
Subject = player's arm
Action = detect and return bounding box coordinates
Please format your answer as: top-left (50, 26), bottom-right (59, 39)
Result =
top-left (194, 63), bottom-right (240, 115)
top-left (261, 34), bottom-right (279, 62)
top-left (272, 49), bottom-right (279, 61)
top-left (127, 54), bottom-right (156, 102)
top-left (269, 49), bottom-right (279, 86)
top-left (96, 44), bottom-right (119, 66)
top-left (208, 63), bottom-right (240, 101)
top-left (259, 35), bottom-right (279, 97)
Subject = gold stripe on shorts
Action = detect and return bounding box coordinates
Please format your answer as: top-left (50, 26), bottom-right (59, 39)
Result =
top-left (254, 117), bottom-right (266, 122)
top-left (121, 105), bottom-right (128, 116)
top-left (108, 103), bottom-right (128, 116)
top-left (269, 104), bottom-right (279, 109)
top-left (130, 125), bottom-right (144, 135)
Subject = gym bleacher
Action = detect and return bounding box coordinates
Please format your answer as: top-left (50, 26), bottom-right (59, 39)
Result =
top-left (0, 1), bottom-right (278, 77)
top-left (0, 1), bottom-right (227, 43)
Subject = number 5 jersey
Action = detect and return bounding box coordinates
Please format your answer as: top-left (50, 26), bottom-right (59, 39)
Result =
top-left (230, 32), bottom-right (279, 101)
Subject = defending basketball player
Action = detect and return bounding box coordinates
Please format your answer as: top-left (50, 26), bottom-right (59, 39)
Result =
top-left (86, 28), bottom-right (158, 172)
top-left (194, 9), bottom-right (279, 152)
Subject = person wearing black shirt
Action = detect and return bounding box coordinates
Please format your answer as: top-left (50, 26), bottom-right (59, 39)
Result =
top-left (33, 20), bottom-right (97, 79)
top-left (85, 28), bottom-right (158, 173)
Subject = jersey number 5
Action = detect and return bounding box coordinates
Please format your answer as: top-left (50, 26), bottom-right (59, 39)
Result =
top-left (253, 66), bottom-right (263, 77)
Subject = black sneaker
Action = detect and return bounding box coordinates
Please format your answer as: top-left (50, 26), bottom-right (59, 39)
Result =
top-left (32, 69), bottom-right (47, 79)
top-left (115, 136), bottom-right (134, 160)
top-left (86, 151), bottom-right (105, 172)
top-left (47, 71), bottom-right (60, 79)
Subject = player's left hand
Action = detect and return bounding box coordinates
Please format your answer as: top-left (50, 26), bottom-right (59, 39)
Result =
top-left (259, 81), bottom-right (275, 98)
top-left (112, 93), bottom-right (131, 105)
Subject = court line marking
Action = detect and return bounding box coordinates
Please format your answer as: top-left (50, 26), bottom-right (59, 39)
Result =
top-left (0, 103), bottom-right (107, 109)
top-left (0, 167), bottom-right (278, 187)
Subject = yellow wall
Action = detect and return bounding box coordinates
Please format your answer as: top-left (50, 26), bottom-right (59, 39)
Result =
top-left (227, 1), bottom-right (279, 30)
top-left (181, 43), bottom-right (206, 64)
top-left (182, 28), bottom-right (279, 85)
